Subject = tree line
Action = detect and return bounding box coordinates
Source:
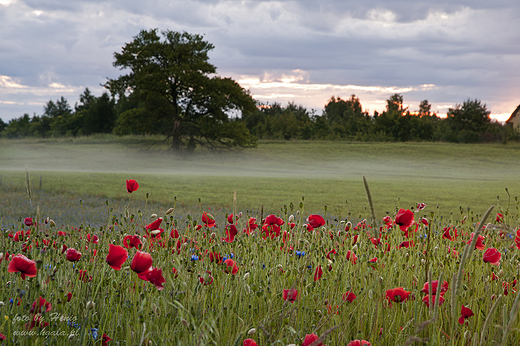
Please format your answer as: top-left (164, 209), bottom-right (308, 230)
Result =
top-left (0, 29), bottom-right (517, 147)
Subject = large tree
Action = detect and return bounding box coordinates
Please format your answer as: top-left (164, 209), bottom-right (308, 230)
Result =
top-left (105, 29), bottom-right (257, 151)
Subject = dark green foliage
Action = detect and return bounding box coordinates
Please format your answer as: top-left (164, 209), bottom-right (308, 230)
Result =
top-left (105, 29), bottom-right (257, 151)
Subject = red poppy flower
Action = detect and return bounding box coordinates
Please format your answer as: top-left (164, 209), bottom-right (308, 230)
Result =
top-left (515, 229), bottom-right (520, 250)
top-left (223, 224), bottom-right (238, 243)
top-left (209, 252), bottom-right (223, 264)
top-left (422, 294), bottom-right (445, 308)
top-left (243, 339), bottom-right (258, 346)
top-left (8, 254), bottom-right (37, 280)
top-left (394, 209), bottom-right (414, 232)
top-left (123, 235), bottom-right (143, 250)
top-left (483, 247), bottom-right (501, 265)
top-left (27, 314), bottom-right (49, 330)
top-left (326, 249), bottom-right (337, 260)
top-left (170, 228), bottom-right (180, 239)
top-left (79, 269), bottom-right (92, 282)
top-left (383, 215), bottom-right (392, 225)
top-left (314, 265), bottom-right (323, 281)
top-left (67, 292), bottom-right (72, 302)
top-left (283, 288), bottom-right (299, 303)
top-left (202, 212), bottom-right (216, 228)
top-left (370, 237), bottom-right (381, 247)
top-left (0, 333), bottom-right (6, 340)
top-left (385, 287), bottom-right (411, 303)
top-left (224, 259), bottom-right (239, 275)
top-left (172, 267), bottom-right (179, 278)
top-left (342, 291), bottom-right (357, 303)
top-left (106, 244), bottom-right (128, 270)
top-left (467, 233), bottom-right (485, 250)
top-left (146, 218), bottom-right (163, 231)
top-left (264, 214), bottom-right (284, 226)
top-left (24, 217), bottom-right (33, 226)
top-left (244, 217), bottom-right (258, 234)
top-left (199, 271), bottom-right (214, 285)
top-left (416, 203), bottom-right (426, 211)
top-left (86, 234), bottom-right (99, 244)
top-left (31, 296), bottom-right (52, 313)
top-left (130, 251), bottom-right (153, 279)
top-left (307, 214), bottom-right (325, 229)
top-left (262, 223), bottom-right (281, 239)
top-left (302, 333), bottom-right (324, 346)
top-left (66, 248), bottom-right (82, 262)
top-left (496, 213), bottom-right (504, 223)
top-left (13, 230), bottom-right (24, 242)
top-left (421, 280), bottom-right (449, 295)
top-left (145, 267), bottom-right (166, 290)
top-left (419, 217), bottom-right (428, 226)
top-left (102, 333), bottom-right (112, 346)
top-left (458, 305), bottom-right (474, 324)
top-left (399, 241), bottom-right (414, 248)
top-left (126, 179), bottom-right (139, 193)
top-left (352, 234), bottom-right (359, 245)
top-left (347, 340), bottom-right (371, 346)
top-left (227, 214), bottom-right (235, 224)
top-left (442, 226), bottom-right (457, 241)
top-left (346, 250), bottom-right (357, 264)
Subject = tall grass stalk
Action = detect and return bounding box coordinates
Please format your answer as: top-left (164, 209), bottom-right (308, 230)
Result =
top-left (501, 286), bottom-right (520, 345)
top-left (480, 294), bottom-right (502, 345)
top-left (362, 176), bottom-right (378, 238)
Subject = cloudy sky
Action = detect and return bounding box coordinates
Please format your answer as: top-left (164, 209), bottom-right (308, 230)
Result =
top-left (0, 0), bottom-right (519, 123)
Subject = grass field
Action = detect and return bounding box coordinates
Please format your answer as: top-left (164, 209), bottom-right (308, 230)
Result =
top-left (2, 137), bottom-right (520, 345)
top-left (2, 137), bottom-right (520, 226)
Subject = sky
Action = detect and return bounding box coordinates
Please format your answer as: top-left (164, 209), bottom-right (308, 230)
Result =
top-left (0, 0), bottom-right (519, 123)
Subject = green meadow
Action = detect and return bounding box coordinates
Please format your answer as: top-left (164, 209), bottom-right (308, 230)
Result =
top-left (1, 137), bottom-right (520, 226)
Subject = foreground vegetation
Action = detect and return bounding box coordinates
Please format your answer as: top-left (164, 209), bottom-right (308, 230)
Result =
top-left (1, 176), bottom-right (520, 345)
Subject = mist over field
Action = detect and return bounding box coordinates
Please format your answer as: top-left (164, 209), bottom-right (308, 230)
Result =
top-left (2, 138), bottom-right (520, 226)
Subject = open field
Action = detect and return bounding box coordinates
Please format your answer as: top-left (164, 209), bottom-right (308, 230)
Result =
top-left (2, 137), bottom-right (520, 226)
top-left (2, 137), bottom-right (520, 345)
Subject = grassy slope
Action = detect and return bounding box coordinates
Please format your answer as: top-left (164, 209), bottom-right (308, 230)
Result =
top-left (1, 137), bottom-right (519, 225)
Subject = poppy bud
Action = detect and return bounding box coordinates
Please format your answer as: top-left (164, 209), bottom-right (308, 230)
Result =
top-left (150, 214), bottom-right (158, 219)
top-left (86, 301), bottom-right (95, 310)
top-left (368, 290), bottom-right (373, 299)
top-left (288, 215), bottom-right (295, 223)
top-left (243, 272), bottom-right (250, 280)
top-left (210, 232), bottom-right (216, 239)
top-left (0, 253), bottom-right (3, 261)
top-left (238, 212), bottom-right (242, 219)
top-left (296, 210), bottom-right (300, 216)
top-left (165, 208), bottom-right (175, 215)
top-left (352, 244), bottom-right (358, 251)
top-left (181, 319), bottom-right (189, 328)
top-left (150, 230), bottom-right (161, 236)
top-left (498, 270), bottom-right (503, 277)
top-left (49, 220), bottom-right (55, 227)
top-left (247, 328), bottom-right (256, 335)
top-left (45, 217), bottom-right (50, 224)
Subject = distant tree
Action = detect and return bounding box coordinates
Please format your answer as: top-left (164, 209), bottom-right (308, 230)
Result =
top-left (82, 92), bottom-right (116, 134)
top-left (446, 99), bottom-right (491, 142)
top-left (76, 88), bottom-right (96, 112)
top-left (0, 118), bottom-right (6, 133)
top-left (105, 29), bottom-right (257, 151)
top-left (44, 97), bottom-right (72, 118)
top-left (419, 100), bottom-right (431, 116)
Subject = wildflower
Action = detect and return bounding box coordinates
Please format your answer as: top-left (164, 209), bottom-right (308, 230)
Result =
top-left (66, 248), bottom-right (82, 262)
top-left (209, 252), bottom-right (223, 264)
top-left (283, 288), bottom-right (299, 303)
top-left (86, 234), bottom-right (99, 244)
top-left (326, 249), bottom-right (337, 261)
top-left (7, 254), bottom-right (37, 280)
top-left (416, 203), bottom-right (426, 211)
top-left (347, 341), bottom-right (371, 346)
top-left (422, 295), bottom-right (445, 308)
top-left (146, 218), bottom-right (163, 231)
top-left (307, 214), bottom-right (325, 230)
top-left (458, 305), bottom-right (474, 324)
top-left (223, 224), bottom-right (238, 243)
top-left (31, 296), bottom-right (52, 313)
top-left (106, 244), bottom-right (128, 270)
top-left (202, 212), bottom-right (216, 228)
top-left (442, 227), bottom-right (457, 241)
top-left (342, 291), bottom-right (356, 303)
top-left (79, 269), bottom-right (92, 282)
top-left (346, 250), bottom-right (358, 264)
top-left (102, 333), bottom-right (112, 346)
top-left (24, 217), bottom-right (33, 226)
top-left (296, 250), bottom-right (306, 258)
top-left (496, 213), bottom-right (504, 223)
top-left (224, 259), bottom-right (239, 275)
top-left (243, 339), bottom-right (258, 346)
top-left (514, 229), bottom-right (520, 250)
top-left (399, 241), bottom-right (414, 249)
top-left (130, 251), bottom-right (153, 279)
top-left (145, 267), bottom-right (166, 290)
top-left (170, 228), bottom-right (180, 239)
top-left (126, 179), bottom-right (139, 193)
top-left (314, 266), bottom-right (323, 281)
top-left (419, 217), bottom-right (428, 226)
top-left (483, 248), bottom-right (501, 265)
top-left (467, 233), bottom-right (485, 250)
top-left (421, 280), bottom-right (449, 295)
top-left (123, 235), bottom-right (143, 250)
top-left (385, 287), bottom-right (411, 303)
top-left (394, 209), bottom-right (414, 232)
top-left (302, 333), bottom-right (324, 346)
top-left (199, 271), bottom-right (214, 285)
top-left (244, 217), bottom-right (258, 235)
top-left (67, 292), bottom-right (72, 302)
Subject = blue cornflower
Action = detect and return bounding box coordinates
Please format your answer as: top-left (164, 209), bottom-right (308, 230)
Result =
top-left (296, 251), bottom-right (306, 258)
top-left (191, 254), bottom-right (199, 261)
top-left (91, 328), bottom-right (98, 340)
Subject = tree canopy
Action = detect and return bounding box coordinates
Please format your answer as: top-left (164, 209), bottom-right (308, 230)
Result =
top-left (104, 29), bottom-right (257, 151)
